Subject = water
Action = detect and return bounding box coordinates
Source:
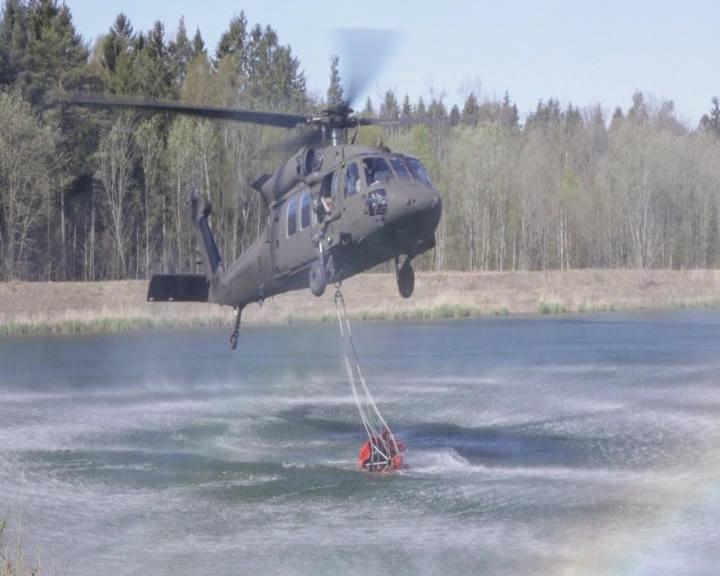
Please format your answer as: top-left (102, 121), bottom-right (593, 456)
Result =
top-left (1, 311), bottom-right (720, 575)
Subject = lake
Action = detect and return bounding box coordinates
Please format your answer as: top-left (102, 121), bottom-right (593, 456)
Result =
top-left (1, 311), bottom-right (720, 575)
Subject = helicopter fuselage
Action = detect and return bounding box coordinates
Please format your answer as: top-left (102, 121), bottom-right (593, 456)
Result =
top-left (208, 144), bottom-right (442, 309)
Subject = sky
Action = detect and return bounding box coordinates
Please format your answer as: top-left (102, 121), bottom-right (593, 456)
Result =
top-left (64, 0), bottom-right (717, 125)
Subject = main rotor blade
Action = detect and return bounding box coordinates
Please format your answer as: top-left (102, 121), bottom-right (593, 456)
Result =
top-left (360, 114), bottom-right (452, 130)
top-left (359, 117), bottom-right (403, 127)
top-left (262, 128), bottom-right (323, 156)
top-left (359, 116), bottom-right (425, 127)
top-left (65, 94), bottom-right (309, 129)
top-left (334, 29), bottom-right (399, 109)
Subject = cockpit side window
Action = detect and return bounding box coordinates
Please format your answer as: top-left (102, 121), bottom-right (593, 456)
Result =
top-left (405, 157), bottom-right (432, 186)
top-left (287, 196), bottom-right (298, 237)
top-left (300, 190), bottom-right (312, 230)
top-left (389, 157), bottom-right (411, 180)
top-left (320, 173), bottom-right (332, 199)
top-left (363, 157), bottom-right (393, 187)
top-left (344, 162), bottom-right (360, 197)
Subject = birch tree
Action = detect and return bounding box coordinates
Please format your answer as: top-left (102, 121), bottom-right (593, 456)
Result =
top-left (0, 91), bottom-right (56, 279)
top-left (97, 113), bottom-right (137, 277)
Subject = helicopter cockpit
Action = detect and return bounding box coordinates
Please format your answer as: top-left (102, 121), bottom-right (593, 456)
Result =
top-left (363, 157), bottom-right (393, 186)
top-left (359, 155), bottom-right (433, 188)
top-left (404, 157), bottom-right (433, 186)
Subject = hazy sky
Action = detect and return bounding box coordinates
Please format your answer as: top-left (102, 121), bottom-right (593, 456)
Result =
top-left (64, 0), bottom-right (717, 124)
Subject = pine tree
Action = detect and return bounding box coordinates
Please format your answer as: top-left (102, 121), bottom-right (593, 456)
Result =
top-left (326, 54), bottom-right (343, 107)
top-left (401, 94), bottom-right (412, 119)
top-left (500, 91), bottom-right (518, 128)
top-left (699, 97), bottom-right (720, 137)
top-left (129, 21), bottom-right (174, 99)
top-left (526, 98), bottom-right (562, 130)
top-left (192, 27), bottom-right (205, 57)
top-left (565, 103), bottom-right (583, 130)
top-left (138, 20), bottom-right (175, 98)
top-left (362, 95), bottom-right (374, 117)
top-left (380, 89), bottom-right (399, 120)
top-left (461, 92), bottom-right (479, 125)
top-left (216, 12), bottom-right (247, 64)
top-left (8, 0), bottom-right (89, 104)
top-left (428, 97), bottom-right (447, 123)
top-left (169, 17), bottom-right (192, 88)
top-left (415, 97), bottom-right (427, 120)
top-left (610, 106), bottom-right (624, 130)
top-left (627, 90), bottom-right (648, 124)
top-left (0, 0), bottom-right (27, 86)
top-left (449, 104), bottom-right (460, 126)
top-left (100, 13), bottom-right (137, 93)
top-left (244, 23), bottom-right (305, 109)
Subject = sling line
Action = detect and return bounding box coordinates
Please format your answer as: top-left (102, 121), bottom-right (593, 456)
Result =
top-left (334, 288), bottom-right (402, 469)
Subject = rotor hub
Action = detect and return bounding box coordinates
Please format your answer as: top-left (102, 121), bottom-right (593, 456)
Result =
top-left (309, 104), bottom-right (359, 131)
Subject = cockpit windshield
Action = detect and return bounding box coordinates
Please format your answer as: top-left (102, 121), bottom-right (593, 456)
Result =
top-left (363, 157), bottom-right (393, 186)
top-left (389, 157), bottom-right (412, 180)
top-left (405, 157), bottom-right (432, 187)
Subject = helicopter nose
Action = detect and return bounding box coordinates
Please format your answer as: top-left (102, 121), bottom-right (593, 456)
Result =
top-left (392, 184), bottom-right (441, 219)
top-left (383, 183), bottom-right (442, 235)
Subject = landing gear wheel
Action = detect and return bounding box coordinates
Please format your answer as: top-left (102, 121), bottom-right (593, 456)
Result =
top-left (309, 259), bottom-right (327, 297)
top-left (397, 262), bottom-right (415, 299)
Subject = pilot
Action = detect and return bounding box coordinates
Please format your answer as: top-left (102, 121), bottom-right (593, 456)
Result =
top-left (365, 168), bottom-right (375, 186)
top-left (320, 193), bottom-right (334, 218)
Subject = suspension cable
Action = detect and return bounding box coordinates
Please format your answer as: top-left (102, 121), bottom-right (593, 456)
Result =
top-left (334, 288), bottom-right (401, 465)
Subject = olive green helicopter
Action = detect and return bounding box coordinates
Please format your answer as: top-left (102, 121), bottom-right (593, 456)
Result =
top-left (67, 36), bottom-right (442, 349)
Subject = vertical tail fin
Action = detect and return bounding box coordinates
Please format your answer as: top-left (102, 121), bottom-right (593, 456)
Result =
top-left (147, 190), bottom-right (225, 305)
top-left (190, 189), bottom-right (223, 279)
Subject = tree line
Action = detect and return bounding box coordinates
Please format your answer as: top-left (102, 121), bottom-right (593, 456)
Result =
top-left (1, 0), bottom-right (719, 282)
top-left (395, 93), bottom-right (720, 272)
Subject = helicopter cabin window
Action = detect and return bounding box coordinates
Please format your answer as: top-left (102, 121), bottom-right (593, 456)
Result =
top-left (405, 157), bottom-right (432, 187)
top-left (300, 190), bottom-right (312, 230)
top-left (344, 162), bottom-right (360, 198)
top-left (363, 157), bottom-right (393, 187)
top-left (389, 157), bottom-right (411, 180)
top-left (286, 196), bottom-right (298, 237)
top-left (331, 170), bottom-right (340, 197)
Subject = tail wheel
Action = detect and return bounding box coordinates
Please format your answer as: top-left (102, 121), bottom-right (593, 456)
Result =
top-left (397, 262), bottom-right (415, 299)
top-left (309, 259), bottom-right (327, 297)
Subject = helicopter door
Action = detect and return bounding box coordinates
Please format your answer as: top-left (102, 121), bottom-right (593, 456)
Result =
top-left (271, 196), bottom-right (298, 278)
top-left (295, 189), bottom-right (317, 264)
top-left (272, 191), bottom-right (316, 279)
top-left (339, 161), bottom-right (366, 239)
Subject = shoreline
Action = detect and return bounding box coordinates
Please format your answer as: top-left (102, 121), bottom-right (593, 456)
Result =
top-left (1, 270), bottom-right (719, 337)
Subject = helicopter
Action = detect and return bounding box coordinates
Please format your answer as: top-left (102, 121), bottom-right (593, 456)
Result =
top-left (67, 59), bottom-right (442, 350)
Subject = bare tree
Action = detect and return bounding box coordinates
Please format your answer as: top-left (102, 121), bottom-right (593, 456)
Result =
top-left (135, 118), bottom-right (164, 277)
top-left (0, 91), bottom-right (57, 280)
top-left (97, 113), bottom-right (138, 278)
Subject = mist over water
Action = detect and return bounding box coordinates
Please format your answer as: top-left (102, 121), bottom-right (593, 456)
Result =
top-left (1, 311), bottom-right (720, 575)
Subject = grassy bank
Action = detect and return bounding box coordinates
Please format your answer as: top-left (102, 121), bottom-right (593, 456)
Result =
top-left (1, 270), bottom-right (719, 337)
top-left (0, 520), bottom-right (37, 576)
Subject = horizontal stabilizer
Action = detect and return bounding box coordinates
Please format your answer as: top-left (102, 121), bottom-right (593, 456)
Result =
top-left (147, 274), bottom-right (209, 302)
top-left (251, 173), bottom-right (272, 193)
top-left (251, 173), bottom-right (273, 208)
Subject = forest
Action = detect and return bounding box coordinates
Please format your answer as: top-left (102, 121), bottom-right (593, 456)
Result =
top-left (1, 0), bottom-right (720, 282)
